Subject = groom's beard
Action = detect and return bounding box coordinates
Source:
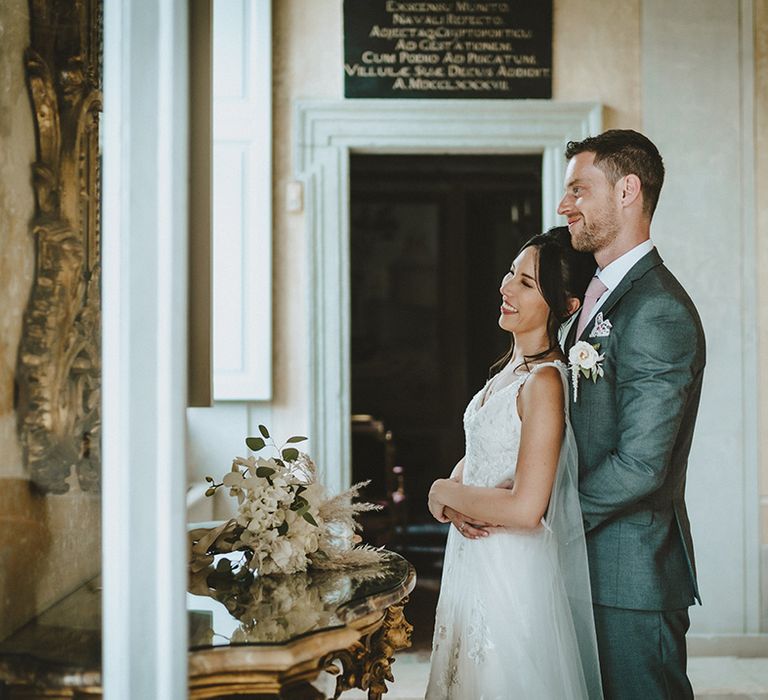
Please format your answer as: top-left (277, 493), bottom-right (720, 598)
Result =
top-left (572, 206), bottom-right (621, 254)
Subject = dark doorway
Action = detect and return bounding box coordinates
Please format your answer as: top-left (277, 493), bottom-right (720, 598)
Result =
top-left (350, 154), bottom-right (542, 649)
top-left (350, 154), bottom-right (542, 517)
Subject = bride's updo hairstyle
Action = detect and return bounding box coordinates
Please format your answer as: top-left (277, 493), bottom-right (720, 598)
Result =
top-left (490, 226), bottom-right (595, 377)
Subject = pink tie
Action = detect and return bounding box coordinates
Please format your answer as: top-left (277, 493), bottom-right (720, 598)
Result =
top-left (576, 275), bottom-right (609, 338)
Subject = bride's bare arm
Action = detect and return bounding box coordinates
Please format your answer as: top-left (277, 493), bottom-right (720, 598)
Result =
top-left (429, 366), bottom-right (564, 530)
top-left (428, 456), bottom-right (466, 522)
top-left (428, 457), bottom-right (494, 536)
top-left (449, 457), bottom-right (465, 482)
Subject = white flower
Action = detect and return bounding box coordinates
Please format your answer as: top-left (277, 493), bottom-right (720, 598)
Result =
top-left (270, 537), bottom-right (294, 570)
top-left (222, 470), bottom-right (246, 503)
top-left (569, 341), bottom-right (600, 369)
top-left (568, 341), bottom-right (605, 402)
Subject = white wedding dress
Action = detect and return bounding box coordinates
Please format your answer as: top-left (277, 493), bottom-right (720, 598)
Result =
top-left (426, 361), bottom-right (603, 699)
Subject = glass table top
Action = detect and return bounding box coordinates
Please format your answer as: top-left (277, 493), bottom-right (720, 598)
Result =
top-left (0, 549), bottom-right (414, 677)
top-left (188, 551), bottom-right (413, 648)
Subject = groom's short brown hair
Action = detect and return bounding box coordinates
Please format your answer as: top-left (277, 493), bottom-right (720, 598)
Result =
top-left (565, 130), bottom-right (665, 219)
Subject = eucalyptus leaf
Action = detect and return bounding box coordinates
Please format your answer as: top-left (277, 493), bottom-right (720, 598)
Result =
top-left (205, 487), bottom-right (216, 497)
top-left (286, 436), bottom-right (308, 443)
top-left (277, 520), bottom-right (289, 536)
top-left (256, 466), bottom-right (276, 478)
top-left (303, 512), bottom-right (318, 527)
top-left (246, 436), bottom-right (265, 451)
top-left (289, 496), bottom-right (308, 512)
top-left (259, 424), bottom-right (270, 439)
top-left (282, 447), bottom-right (299, 461)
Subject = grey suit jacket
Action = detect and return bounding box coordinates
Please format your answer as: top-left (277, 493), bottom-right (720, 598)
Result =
top-left (566, 248), bottom-right (705, 611)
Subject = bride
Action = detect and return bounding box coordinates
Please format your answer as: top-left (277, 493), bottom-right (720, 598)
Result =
top-left (426, 226), bottom-right (603, 699)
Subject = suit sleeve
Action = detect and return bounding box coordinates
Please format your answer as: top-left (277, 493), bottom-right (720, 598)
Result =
top-left (579, 296), bottom-right (704, 530)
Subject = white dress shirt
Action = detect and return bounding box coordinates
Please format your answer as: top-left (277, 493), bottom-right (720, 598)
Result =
top-left (584, 239), bottom-right (655, 326)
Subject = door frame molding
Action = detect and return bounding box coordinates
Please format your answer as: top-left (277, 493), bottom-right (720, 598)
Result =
top-left (294, 99), bottom-right (601, 494)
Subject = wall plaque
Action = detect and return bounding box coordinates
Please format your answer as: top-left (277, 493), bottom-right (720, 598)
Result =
top-left (344, 1), bottom-right (552, 99)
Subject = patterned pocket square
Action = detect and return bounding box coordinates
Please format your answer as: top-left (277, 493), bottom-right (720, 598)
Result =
top-left (589, 312), bottom-right (612, 338)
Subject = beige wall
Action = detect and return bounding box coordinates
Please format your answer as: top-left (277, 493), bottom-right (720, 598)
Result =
top-left (0, 0), bottom-right (100, 640)
top-left (553, 0), bottom-right (641, 130)
top-left (271, 1), bottom-right (342, 439)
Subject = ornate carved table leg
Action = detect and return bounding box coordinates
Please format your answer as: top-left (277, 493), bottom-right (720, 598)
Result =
top-left (322, 598), bottom-right (413, 700)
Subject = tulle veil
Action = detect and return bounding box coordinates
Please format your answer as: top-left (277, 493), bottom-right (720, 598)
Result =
top-left (544, 370), bottom-right (604, 699)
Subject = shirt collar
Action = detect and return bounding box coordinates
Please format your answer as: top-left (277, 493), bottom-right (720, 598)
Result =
top-left (596, 239), bottom-right (655, 292)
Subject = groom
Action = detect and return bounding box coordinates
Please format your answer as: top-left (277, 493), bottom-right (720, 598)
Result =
top-left (558, 130), bottom-right (705, 699)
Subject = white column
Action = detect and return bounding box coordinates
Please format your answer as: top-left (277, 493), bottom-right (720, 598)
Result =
top-left (102, 0), bottom-right (189, 697)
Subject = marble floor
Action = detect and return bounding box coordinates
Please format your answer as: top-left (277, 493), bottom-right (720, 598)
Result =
top-left (324, 651), bottom-right (768, 699)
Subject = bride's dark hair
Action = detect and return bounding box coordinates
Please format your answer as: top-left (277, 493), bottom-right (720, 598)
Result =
top-left (490, 226), bottom-right (595, 377)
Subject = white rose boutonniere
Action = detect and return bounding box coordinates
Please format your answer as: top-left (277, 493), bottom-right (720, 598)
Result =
top-left (568, 341), bottom-right (605, 402)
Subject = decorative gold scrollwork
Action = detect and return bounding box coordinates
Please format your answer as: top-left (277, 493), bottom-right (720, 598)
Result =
top-left (16, 0), bottom-right (102, 494)
top-left (322, 599), bottom-right (414, 700)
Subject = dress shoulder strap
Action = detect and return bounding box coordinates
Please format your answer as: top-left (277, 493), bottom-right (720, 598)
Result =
top-left (516, 360), bottom-right (570, 416)
top-left (522, 360), bottom-right (568, 380)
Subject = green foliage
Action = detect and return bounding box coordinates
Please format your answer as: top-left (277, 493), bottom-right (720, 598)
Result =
top-left (282, 448), bottom-right (299, 461)
top-left (286, 436), bottom-right (307, 443)
top-left (258, 424), bottom-right (270, 438)
top-left (246, 436), bottom-right (266, 451)
top-left (290, 496), bottom-right (308, 512)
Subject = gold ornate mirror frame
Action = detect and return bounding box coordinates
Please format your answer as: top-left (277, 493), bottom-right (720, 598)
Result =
top-left (16, 0), bottom-right (102, 494)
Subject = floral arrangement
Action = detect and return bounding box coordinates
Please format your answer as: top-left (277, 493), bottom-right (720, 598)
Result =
top-left (188, 426), bottom-right (384, 576)
top-left (568, 340), bottom-right (605, 401)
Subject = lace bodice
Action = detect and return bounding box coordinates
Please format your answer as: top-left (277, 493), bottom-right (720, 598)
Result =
top-left (462, 361), bottom-right (567, 488)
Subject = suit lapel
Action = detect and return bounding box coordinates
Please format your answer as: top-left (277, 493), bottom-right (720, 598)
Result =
top-left (595, 248), bottom-right (663, 322)
top-left (571, 248), bottom-right (664, 345)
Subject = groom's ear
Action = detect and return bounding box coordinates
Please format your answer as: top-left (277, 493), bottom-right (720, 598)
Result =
top-left (620, 173), bottom-right (642, 209)
top-left (566, 297), bottom-right (581, 317)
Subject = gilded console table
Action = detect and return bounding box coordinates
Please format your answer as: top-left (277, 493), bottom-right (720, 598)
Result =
top-left (0, 552), bottom-right (415, 699)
